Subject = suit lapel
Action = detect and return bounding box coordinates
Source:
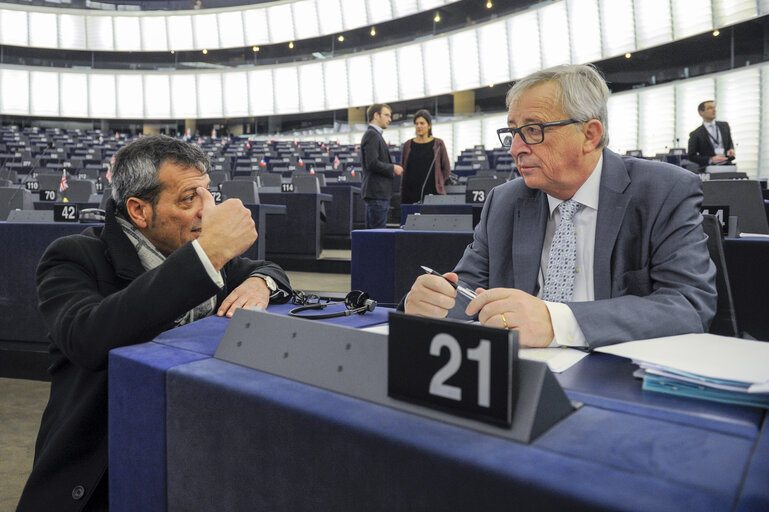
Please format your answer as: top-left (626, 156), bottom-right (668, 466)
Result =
top-left (512, 192), bottom-right (547, 295)
top-left (594, 149), bottom-right (631, 300)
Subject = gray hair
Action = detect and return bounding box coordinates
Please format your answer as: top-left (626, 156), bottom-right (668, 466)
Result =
top-left (505, 64), bottom-right (610, 148)
top-left (110, 134), bottom-right (210, 216)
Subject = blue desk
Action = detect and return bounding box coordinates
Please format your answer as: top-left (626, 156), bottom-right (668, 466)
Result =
top-left (109, 310), bottom-right (768, 511)
top-left (352, 229), bottom-right (769, 341)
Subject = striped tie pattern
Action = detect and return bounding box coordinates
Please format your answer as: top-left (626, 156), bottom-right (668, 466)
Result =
top-left (542, 199), bottom-right (581, 303)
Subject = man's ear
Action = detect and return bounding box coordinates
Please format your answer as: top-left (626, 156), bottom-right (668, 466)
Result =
top-left (582, 119), bottom-right (603, 153)
top-left (125, 197), bottom-right (151, 229)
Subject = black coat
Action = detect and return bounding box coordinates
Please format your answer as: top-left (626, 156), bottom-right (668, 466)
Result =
top-left (687, 121), bottom-right (734, 168)
top-left (360, 125), bottom-right (395, 200)
top-left (17, 201), bottom-right (290, 512)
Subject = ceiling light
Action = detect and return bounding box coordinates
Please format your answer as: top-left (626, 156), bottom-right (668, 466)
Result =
top-left (289, 41), bottom-right (294, 49)
top-left (486, 1), bottom-right (493, 8)
top-left (252, 46), bottom-right (259, 52)
top-left (370, 27), bottom-right (376, 36)
top-left (338, 35), bottom-right (344, 42)
top-left (713, 29), bottom-right (720, 36)
top-left (434, 13), bottom-right (441, 23)
top-left (202, 49), bottom-right (208, 55)
top-left (624, 52), bottom-right (631, 59)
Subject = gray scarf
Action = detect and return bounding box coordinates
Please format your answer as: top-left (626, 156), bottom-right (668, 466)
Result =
top-left (117, 216), bottom-right (217, 326)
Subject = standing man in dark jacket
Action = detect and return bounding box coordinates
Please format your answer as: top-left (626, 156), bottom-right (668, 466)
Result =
top-left (687, 100), bottom-right (735, 170)
top-left (360, 103), bottom-right (403, 228)
top-left (17, 135), bottom-right (291, 512)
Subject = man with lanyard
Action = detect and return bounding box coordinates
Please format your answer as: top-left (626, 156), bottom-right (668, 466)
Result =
top-left (687, 100), bottom-right (736, 170)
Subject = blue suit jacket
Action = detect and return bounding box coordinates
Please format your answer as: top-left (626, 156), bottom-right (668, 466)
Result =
top-left (450, 149), bottom-right (717, 348)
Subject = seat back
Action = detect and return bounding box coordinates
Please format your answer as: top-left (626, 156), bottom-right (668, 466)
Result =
top-left (702, 214), bottom-right (739, 337)
top-left (62, 179), bottom-right (96, 202)
top-left (220, 180), bottom-right (260, 204)
top-left (0, 186), bottom-right (35, 220)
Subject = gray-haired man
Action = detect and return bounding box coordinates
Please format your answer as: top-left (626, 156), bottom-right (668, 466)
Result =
top-left (18, 135), bottom-right (290, 512)
top-left (405, 64), bottom-right (716, 350)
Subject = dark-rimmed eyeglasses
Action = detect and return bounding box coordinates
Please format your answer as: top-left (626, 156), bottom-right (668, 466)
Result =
top-left (497, 119), bottom-right (581, 147)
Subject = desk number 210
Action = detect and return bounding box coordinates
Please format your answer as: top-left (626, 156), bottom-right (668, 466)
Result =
top-left (429, 334), bottom-right (490, 407)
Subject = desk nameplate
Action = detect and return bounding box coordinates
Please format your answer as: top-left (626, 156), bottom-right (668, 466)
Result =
top-left (215, 309), bottom-right (576, 443)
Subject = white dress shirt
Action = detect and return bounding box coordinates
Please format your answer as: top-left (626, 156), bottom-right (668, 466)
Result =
top-left (538, 155), bottom-right (603, 348)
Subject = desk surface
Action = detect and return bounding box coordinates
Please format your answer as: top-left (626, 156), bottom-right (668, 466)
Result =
top-left (109, 311), bottom-right (768, 512)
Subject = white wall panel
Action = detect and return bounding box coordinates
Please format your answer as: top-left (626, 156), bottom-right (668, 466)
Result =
top-left (170, 74), bottom-right (197, 118)
top-left (59, 14), bottom-right (87, 50)
top-left (422, 37), bottom-right (452, 96)
top-left (316, 0), bottom-right (343, 34)
top-left (323, 59), bottom-right (348, 109)
top-left (292, 1), bottom-right (320, 40)
top-left (298, 63), bottom-right (326, 113)
top-left (600, 0), bottom-right (635, 57)
top-left (366, 0), bottom-right (393, 23)
top-left (539, 2), bottom-right (571, 67)
top-left (267, 4), bottom-right (295, 44)
top-left (196, 74), bottom-right (223, 118)
top-left (140, 17), bottom-right (168, 51)
top-left (392, 0), bottom-right (419, 17)
top-left (88, 74), bottom-right (116, 118)
top-left (482, 114), bottom-right (508, 150)
top-left (717, 68), bottom-right (760, 176)
top-left (192, 13), bottom-right (219, 50)
top-left (453, 120), bottom-right (482, 158)
top-left (713, 0), bottom-right (757, 26)
top-left (223, 71), bottom-right (248, 117)
top-left (86, 16), bottom-right (114, 51)
top-left (639, 86), bottom-right (675, 156)
top-left (143, 74), bottom-right (171, 118)
top-left (372, 50), bottom-right (399, 102)
top-left (59, 73), bottom-right (88, 118)
top-left (340, 0), bottom-right (367, 30)
top-left (672, 0), bottom-right (712, 38)
top-left (217, 11), bottom-right (244, 49)
top-left (478, 21), bottom-right (510, 86)
top-left (508, 12), bottom-right (541, 79)
top-left (450, 30), bottom-right (480, 91)
top-left (635, 0), bottom-right (673, 48)
top-left (347, 55), bottom-right (374, 107)
top-left (397, 45), bottom-right (425, 100)
top-left (247, 68), bottom-right (275, 116)
top-left (607, 93), bottom-right (639, 155)
top-left (114, 16), bottom-right (141, 52)
top-left (242, 8), bottom-right (270, 46)
top-left (435, 122), bottom-right (454, 162)
top-left (274, 67), bottom-right (300, 114)
top-left (167, 15), bottom-right (193, 51)
top-left (675, 77), bottom-right (714, 150)
top-left (0, 9), bottom-right (28, 46)
top-left (29, 13), bottom-right (58, 49)
top-left (30, 71), bottom-right (58, 116)
top-left (116, 74), bottom-right (144, 118)
top-left (567, 0), bottom-right (602, 64)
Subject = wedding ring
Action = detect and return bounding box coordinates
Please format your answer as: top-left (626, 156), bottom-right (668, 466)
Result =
top-left (500, 313), bottom-right (508, 329)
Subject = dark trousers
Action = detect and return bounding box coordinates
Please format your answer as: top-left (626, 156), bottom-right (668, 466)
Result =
top-left (365, 199), bottom-right (390, 229)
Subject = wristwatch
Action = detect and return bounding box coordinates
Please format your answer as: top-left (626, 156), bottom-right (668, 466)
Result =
top-left (254, 274), bottom-right (278, 293)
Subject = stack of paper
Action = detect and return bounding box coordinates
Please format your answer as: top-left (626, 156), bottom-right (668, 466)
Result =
top-left (596, 334), bottom-right (769, 408)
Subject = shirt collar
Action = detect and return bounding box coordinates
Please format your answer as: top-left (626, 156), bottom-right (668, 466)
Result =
top-left (369, 123), bottom-right (384, 135)
top-left (547, 154), bottom-right (603, 217)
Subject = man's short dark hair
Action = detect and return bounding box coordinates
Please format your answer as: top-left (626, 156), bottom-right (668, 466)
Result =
top-left (111, 134), bottom-right (210, 217)
top-left (698, 100), bottom-right (714, 113)
top-left (367, 103), bottom-right (391, 122)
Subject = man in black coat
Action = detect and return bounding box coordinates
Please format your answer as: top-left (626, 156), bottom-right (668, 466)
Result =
top-left (687, 100), bottom-right (735, 170)
top-left (17, 135), bottom-right (291, 512)
top-left (360, 103), bottom-right (403, 228)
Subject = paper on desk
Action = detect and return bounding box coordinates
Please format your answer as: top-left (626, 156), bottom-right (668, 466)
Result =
top-left (363, 323), bottom-right (587, 373)
top-left (595, 333), bottom-right (769, 393)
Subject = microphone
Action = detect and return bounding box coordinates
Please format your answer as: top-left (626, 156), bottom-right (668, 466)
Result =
top-left (418, 150), bottom-right (439, 204)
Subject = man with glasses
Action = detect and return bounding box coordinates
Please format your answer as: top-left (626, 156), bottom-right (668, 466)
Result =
top-left (687, 100), bottom-right (735, 170)
top-left (360, 103), bottom-right (404, 229)
top-left (404, 64), bottom-right (716, 349)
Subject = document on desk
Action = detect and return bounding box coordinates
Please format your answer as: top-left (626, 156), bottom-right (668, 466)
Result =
top-left (595, 334), bottom-right (769, 407)
top-left (364, 324), bottom-right (587, 373)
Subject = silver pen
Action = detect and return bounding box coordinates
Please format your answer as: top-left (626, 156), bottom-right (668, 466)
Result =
top-left (420, 266), bottom-right (478, 301)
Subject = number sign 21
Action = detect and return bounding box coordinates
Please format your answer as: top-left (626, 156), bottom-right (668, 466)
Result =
top-left (388, 312), bottom-right (516, 426)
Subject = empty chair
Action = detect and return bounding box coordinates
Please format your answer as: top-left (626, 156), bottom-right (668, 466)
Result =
top-left (259, 173), bottom-right (282, 187)
top-left (220, 180), bottom-right (260, 204)
top-left (36, 173), bottom-right (62, 192)
top-left (701, 214), bottom-right (739, 337)
top-left (208, 171), bottom-right (229, 189)
top-left (292, 175), bottom-right (321, 193)
top-left (63, 179), bottom-right (97, 202)
top-left (703, 180), bottom-right (769, 234)
top-left (0, 186), bottom-right (35, 220)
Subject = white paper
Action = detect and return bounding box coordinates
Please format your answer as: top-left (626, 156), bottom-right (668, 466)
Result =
top-left (519, 347), bottom-right (589, 373)
top-left (595, 333), bottom-right (769, 385)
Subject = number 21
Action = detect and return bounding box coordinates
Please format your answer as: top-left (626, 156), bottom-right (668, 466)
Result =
top-left (429, 334), bottom-right (490, 407)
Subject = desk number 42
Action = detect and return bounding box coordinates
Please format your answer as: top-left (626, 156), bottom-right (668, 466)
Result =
top-left (429, 334), bottom-right (490, 407)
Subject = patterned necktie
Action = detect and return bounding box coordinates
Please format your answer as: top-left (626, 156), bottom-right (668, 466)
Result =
top-left (542, 199), bottom-right (581, 303)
